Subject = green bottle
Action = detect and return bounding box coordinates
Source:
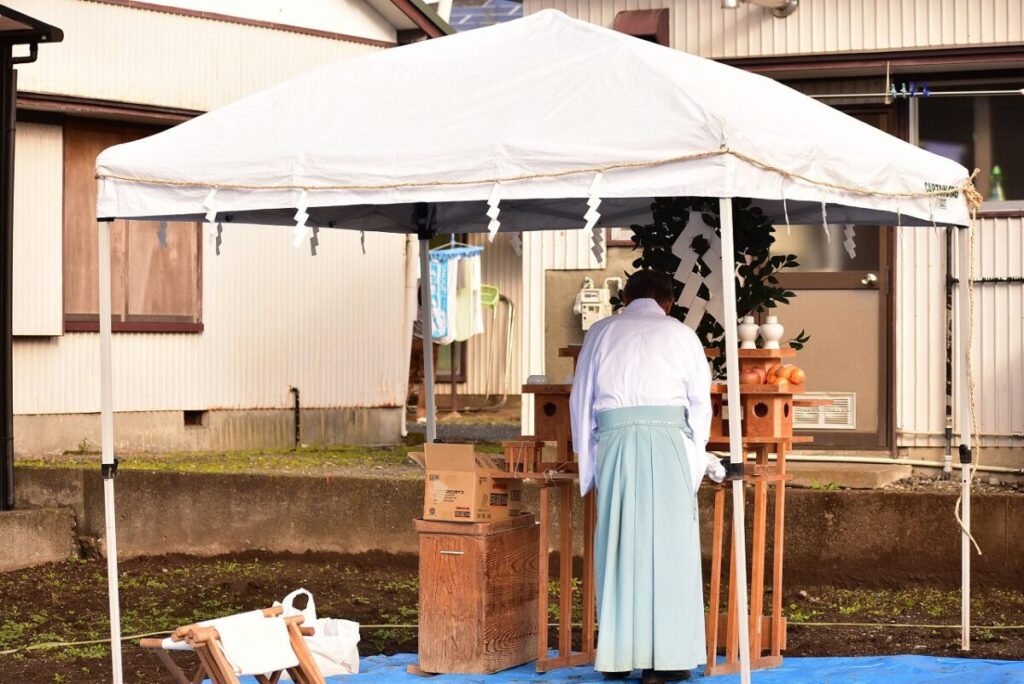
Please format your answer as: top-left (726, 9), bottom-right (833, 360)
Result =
top-left (988, 165), bottom-right (1005, 202)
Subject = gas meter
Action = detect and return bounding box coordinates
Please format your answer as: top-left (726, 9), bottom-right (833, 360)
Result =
top-left (573, 277), bottom-right (622, 331)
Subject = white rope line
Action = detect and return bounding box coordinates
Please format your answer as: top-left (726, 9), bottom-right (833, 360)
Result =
top-left (95, 148), bottom-right (981, 212)
top-left (8, 617), bottom-right (1024, 655)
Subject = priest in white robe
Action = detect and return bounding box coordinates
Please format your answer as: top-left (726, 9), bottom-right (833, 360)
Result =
top-left (570, 269), bottom-right (721, 684)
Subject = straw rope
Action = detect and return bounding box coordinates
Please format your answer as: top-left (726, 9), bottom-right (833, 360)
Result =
top-left (95, 147), bottom-right (984, 213)
top-left (953, 191), bottom-right (983, 557)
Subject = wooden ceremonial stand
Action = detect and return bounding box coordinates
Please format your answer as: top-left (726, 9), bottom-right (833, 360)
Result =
top-left (508, 345), bottom-right (598, 673)
top-left (703, 348), bottom-right (826, 675)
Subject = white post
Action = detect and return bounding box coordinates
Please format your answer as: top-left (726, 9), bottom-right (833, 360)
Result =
top-left (956, 224), bottom-right (973, 651)
top-left (419, 238), bottom-right (437, 443)
top-left (98, 220), bottom-right (123, 684)
top-left (719, 199), bottom-right (752, 683)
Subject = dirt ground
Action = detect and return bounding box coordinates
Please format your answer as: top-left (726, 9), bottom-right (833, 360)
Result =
top-left (2, 553), bottom-right (1022, 684)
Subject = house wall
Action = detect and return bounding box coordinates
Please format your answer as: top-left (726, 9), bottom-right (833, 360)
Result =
top-left (9, 0), bottom-right (414, 452)
top-left (7, 0), bottom-right (389, 113)
top-left (897, 218), bottom-right (1024, 453)
top-left (522, 0), bottom-right (1024, 57)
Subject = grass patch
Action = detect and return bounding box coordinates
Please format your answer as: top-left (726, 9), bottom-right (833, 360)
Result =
top-left (15, 436), bottom-right (505, 476)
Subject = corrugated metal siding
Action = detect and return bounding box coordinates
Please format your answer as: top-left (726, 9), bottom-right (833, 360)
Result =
top-left (542, 228), bottom-right (605, 271)
top-left (12, 124), bottom-right (63, 336)
top-left (523, 0), bottom-right (1024, 57)
top-left (13, 227), bottom-right (409, 414)
top-left (897, 218), bottom-right (1024, 448)
top-left (520, 231), bottom-right (547, 434)
top-left (8, 0), bottom-right (385, 112)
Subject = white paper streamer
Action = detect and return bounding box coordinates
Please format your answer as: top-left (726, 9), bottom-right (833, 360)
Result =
top-left (292, 190), bottom-right (310, 247)
top-left (156, 221), bottom-right (168, 249)
top-left (782, 193), bottom-right (791, 236)
top-left (820, 202), bottom-right (831, 243)
top-left (585, 173), bottom-right (604, 261)
top-left (487, 183), bottom-right (501, 241)
top-left (584, 173), bottom-right (603, 231)
top-left (843, 224), bottom-right (857, 259)
top-left (509, 232), bottom-right (522, 257)
top-left (203, 188), bottom-right (218, 223)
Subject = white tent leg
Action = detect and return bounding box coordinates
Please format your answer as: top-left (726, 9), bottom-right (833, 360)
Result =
top-left (419, 238), bottom-right (437, 443)
top-left (719, 199), bottom-right (752, 683)
top-left (956, 224), bottom-right (973, 652)
top-left (98, 220), bottom-right (123, 684)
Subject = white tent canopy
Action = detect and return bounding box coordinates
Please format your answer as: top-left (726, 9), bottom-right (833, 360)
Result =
top-left (93, 11), bottom-right (978, 684)
top-left (97, 10), bottom-right (970, 231)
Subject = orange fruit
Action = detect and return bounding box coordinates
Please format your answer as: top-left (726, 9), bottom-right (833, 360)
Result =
top-left (767, 364), bottom-right (783, 377)
top-left (771, 376), bottom-right (791, 390)
top-left (790, 368), bottom-right (806, 385)
top-left (776, 364), bottom-right (797, 380)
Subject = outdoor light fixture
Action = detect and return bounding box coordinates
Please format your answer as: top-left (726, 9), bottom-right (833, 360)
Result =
top-left (723, 0), bottom-right (799, 18)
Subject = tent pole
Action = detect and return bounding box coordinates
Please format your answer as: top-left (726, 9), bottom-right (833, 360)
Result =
top-left (956, 224), bottom-right (973, 652)
top-left (419, 238), bottom-right (437, 443)
top-left (719, 199), bottom-right (752, 684)
top-left (97, 219), bottom-right (123, 684)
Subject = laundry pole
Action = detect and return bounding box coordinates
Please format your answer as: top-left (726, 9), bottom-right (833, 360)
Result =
top-left (718, 198), bottom-right (752, 684)
top-left (419, 238), bottom-right (438, 443)
top-left (97, 219), bottom-right (124, 684)
top-left (956, 223), bottom-right (973, 651)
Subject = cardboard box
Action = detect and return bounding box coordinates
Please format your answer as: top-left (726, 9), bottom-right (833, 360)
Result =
top-left (411, 444), bottom-right (524, 523)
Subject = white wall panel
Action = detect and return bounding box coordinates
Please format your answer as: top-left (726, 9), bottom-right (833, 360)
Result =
top-left (135, 0), bottom-right (396, 42)
top-left (13, 228), bottom-right (409, 414)
top-left (523, 0), bottom-right (1024, 58)
top-left (897, 218), bottom-right (1024, 449)
top-left (12, 124), bottom-right (63, 336)
top-left (8, 0), bottom-right (385, 113)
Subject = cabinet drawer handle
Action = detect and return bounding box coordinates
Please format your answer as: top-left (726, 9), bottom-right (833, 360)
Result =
top-left (439, 550), bottom-right (464, 556)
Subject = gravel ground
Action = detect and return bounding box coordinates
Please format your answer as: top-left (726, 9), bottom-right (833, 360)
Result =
top-left (885, 475), bottom-right (1024, 494)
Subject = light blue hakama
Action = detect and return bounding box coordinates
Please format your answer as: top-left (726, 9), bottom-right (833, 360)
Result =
top-left (593, 405), bottom-right (707, 673)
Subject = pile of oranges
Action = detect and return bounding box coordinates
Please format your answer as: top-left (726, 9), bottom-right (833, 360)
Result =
top-left (740, 364), bottom-right (807, 389)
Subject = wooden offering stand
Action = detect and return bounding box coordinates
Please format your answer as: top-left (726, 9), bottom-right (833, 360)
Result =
top-left (509, 347), bottom-right (597, 673)
top-left (703, 348), bottom-right (828, 676)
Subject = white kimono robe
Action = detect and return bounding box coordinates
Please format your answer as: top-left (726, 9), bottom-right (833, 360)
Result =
top-left (569, 298), bottom-right (715, 495)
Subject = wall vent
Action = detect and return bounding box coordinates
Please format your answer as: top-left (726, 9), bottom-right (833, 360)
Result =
top-left (794, 392), bottom-right (856, 430)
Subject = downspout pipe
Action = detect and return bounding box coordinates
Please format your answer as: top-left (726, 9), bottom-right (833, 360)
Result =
top-left (288, 386), bottom-right (300, 449)
top-left (943, 226), bottom-right (954, 479)
top-left (1, 46), bottom-right (15, 511)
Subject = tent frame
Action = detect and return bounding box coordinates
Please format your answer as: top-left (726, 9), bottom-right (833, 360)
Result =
top-left (96, 210), bottom-right (977, 684)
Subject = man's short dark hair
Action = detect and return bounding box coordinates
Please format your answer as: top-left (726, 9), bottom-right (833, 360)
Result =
top-left (623, 270), bottom-right (674, 307)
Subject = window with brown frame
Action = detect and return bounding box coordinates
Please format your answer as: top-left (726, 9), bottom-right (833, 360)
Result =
top-left (62, 121), bottom-right (203, 333)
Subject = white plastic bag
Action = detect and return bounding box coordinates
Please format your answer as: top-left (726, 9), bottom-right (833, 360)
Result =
top-left (276, 588), bottom-right (361, 677)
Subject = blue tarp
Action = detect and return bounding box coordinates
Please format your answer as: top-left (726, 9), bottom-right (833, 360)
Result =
top-left (239, 653), bottom-right (1024, 683)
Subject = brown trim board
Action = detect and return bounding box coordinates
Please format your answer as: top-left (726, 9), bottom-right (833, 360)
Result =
top-left (18, 92), bottom-right (202, 125)
top-left (722, 44), bottom-right (1024, 77)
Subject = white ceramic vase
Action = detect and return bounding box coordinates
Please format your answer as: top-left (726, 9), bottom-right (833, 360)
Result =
top-left (760, 315), bottom-right (784, 349)
top-left (738, 315), bottom-right (759, 349)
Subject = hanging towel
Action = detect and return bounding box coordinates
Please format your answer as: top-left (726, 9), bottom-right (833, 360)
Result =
top-left (429, 246), bottom-right (482, 345)
top-left (454, 254), bottom-right (484, 342)
top-left (429, 255), bottom-right (456, 345)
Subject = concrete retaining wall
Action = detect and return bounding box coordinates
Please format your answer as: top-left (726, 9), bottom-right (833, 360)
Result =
top-left (14, 406), bottom-right (402, 456)
top-left (0, 508), bottom-right (78, 571)
top-left (14, 467), bottom-right (1024, 587)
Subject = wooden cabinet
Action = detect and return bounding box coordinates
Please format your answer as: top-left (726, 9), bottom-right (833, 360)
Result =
top-left (415, 514), bottom-right (538, 674)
